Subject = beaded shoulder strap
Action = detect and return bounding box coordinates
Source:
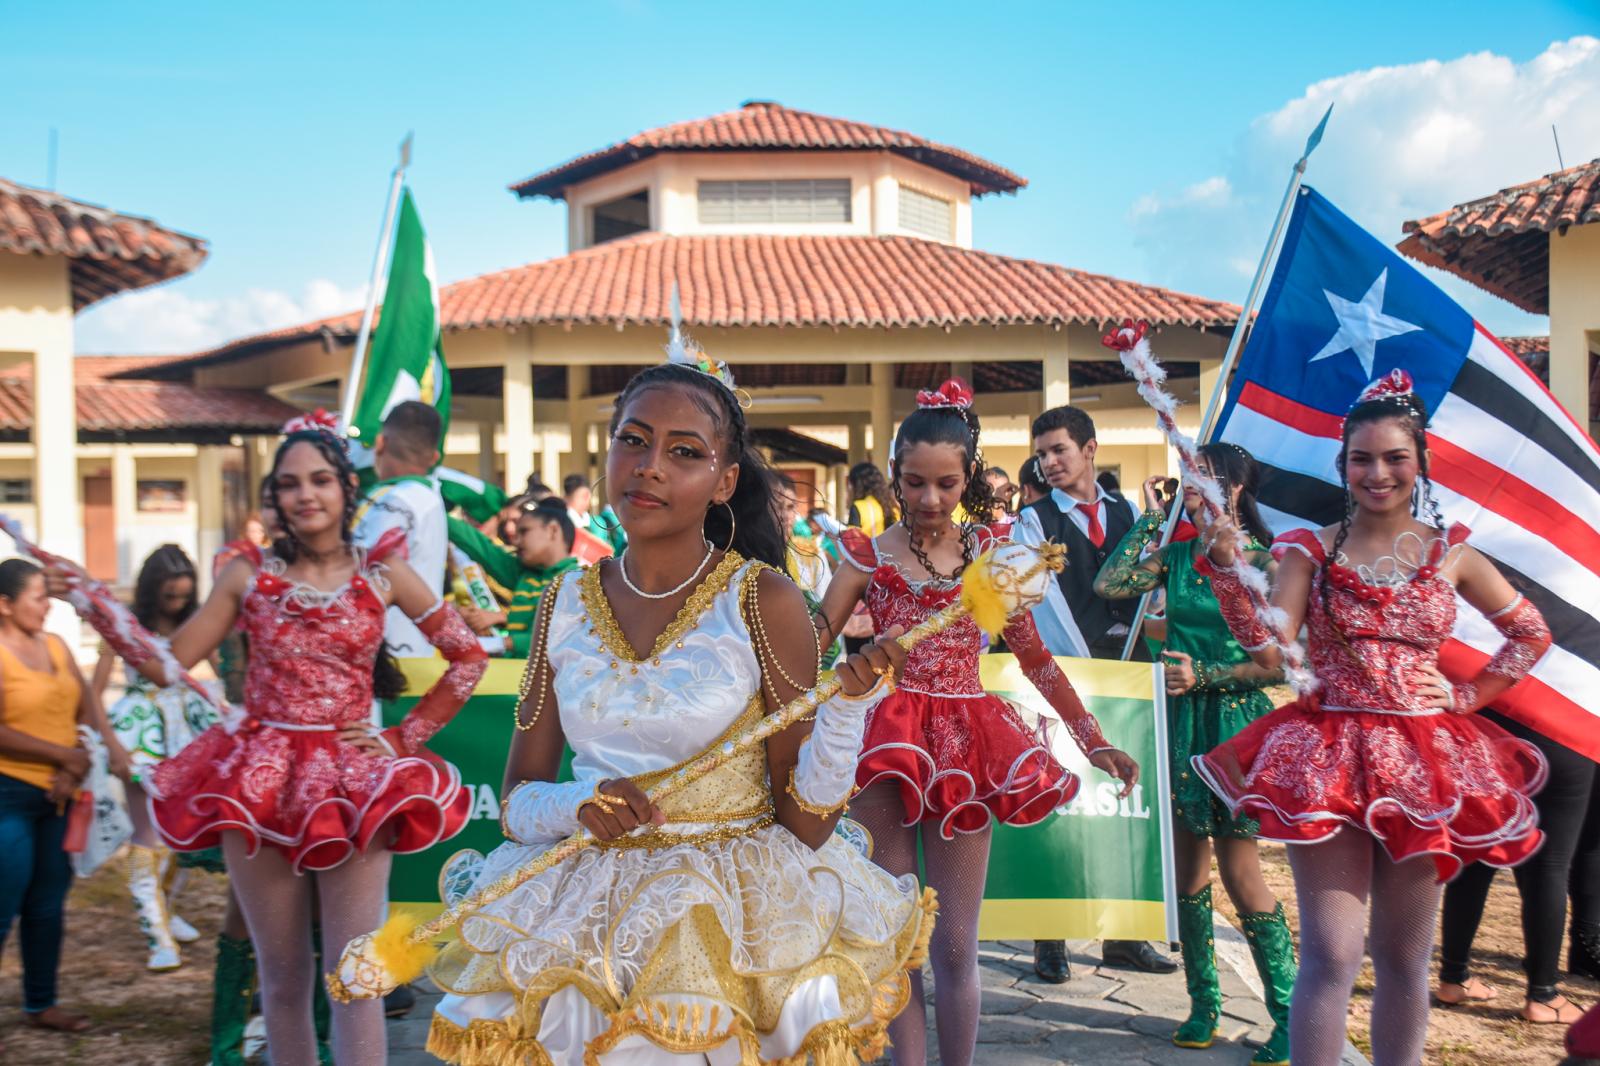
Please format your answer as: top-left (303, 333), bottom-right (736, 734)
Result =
top-left (738, 561), bottom-right (821, 703)
top-left (512, 568), bottom-right (575, 733)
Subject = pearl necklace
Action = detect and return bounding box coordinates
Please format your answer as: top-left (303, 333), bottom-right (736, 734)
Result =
top-left (618, 541), bottom-right (714, 600)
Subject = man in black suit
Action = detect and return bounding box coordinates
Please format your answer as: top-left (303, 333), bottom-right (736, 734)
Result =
top-left (1012, 405), bottom-right (1178, 983)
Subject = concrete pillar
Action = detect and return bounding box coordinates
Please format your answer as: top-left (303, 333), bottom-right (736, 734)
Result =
top-left (951, 361), bottom-right (975, 387)
top-left (847, 420), bottom-right (867, 464)
top-left (869, 363), bottom-right (893, 471)
top-left (1548, 225), bottom-right (1600, 430)
top-left (566, 366), bottom-right (590, 479)
top-left (1043, 334), bottom-right (1071, 410)
top-left (196, 446), bottom-right (226, 582)
top-left (477, 421), bottom-right (496, 484)
top-left (1198, 359), bottom-right (1224, 437)
top-left (502, 359), bottom-right (535, 493)
top-left (111, 445), bottom-right (137, 584)
top-left (540, 430), bottom-right (562, 491)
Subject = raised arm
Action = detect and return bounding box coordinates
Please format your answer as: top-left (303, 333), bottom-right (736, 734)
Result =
top-left (1094, 509), bottom-right (1168, 600)
top-left (367, 557), bottom-right (488, 757)
top-left (1003, 610), bottom-right (1138, 795)
top-left (1448, 545), bottom-right (1552, 713)
top-left (1199, 519), bottom-right (1310, 670)
top-left (447, 515), bottom-right (523, 591)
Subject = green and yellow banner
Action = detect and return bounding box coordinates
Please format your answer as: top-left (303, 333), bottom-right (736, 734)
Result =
top-left (386, 655), bottom-right (1175, 943)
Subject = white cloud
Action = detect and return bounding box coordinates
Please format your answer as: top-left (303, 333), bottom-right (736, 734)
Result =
top-left (1130, 36), bottom-right (1600, 336)
top-left (73, 278), bottom-right (367, 355)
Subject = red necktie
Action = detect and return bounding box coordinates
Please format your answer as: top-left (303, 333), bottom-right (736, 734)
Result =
top-left (1077, 501), bottom-right (1105, 548)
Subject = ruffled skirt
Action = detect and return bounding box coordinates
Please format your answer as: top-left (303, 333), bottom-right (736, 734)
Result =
top-left (855, 688), bottom-right (1077, 837)
top-left (429, 820), bottom-right (935, 1066)
top-left (1193, 699), bottom-right (1548, 881)
top-left (147, 722), bottom-right (469, 872)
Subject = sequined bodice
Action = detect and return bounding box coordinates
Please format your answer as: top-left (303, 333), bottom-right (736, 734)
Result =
top-left (240, 552), bottom-right (388, 725)
top-left (547, 556), bottom-right (763, 785)
top-left (863, 536), bottom-right (990, 698)
top-left (1307, 559), bottom-right (1456, 715)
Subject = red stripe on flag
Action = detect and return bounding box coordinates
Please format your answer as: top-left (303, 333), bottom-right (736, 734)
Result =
top-left (1475, 322), bottom-right (1595, 444)
top-left (1237, 381), bottom-right (1342, 438)
top-left (1427, 436), bottom-right (1600, 582)
top-left (1439, 640), bottom-right (1600, 762)
top-left (1240, 381), bottom-right (1600, 579)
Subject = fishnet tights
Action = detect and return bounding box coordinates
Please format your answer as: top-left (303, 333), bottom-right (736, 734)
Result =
top-left (851, 782), bottom-right (990, 1066)
top-left (1288, 832), bottom-right (1441, 1066)
top-left (223, 834), bottom-right (392, 1066)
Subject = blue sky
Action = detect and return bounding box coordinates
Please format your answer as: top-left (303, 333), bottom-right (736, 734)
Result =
top-left (4, 1), bottom-right (1596, 353)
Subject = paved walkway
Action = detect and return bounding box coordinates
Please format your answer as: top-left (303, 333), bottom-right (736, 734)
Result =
top-left (389, 926), bottom-right (1369, 1065)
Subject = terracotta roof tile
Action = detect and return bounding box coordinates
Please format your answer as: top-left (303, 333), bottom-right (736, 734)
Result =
top-left (1398, 159), bottom-right (1600, 314)
top-left (0, 359), bottom-right (298, 439)
top-left (142, 234), bottom-right (1238, 377)
top-left (0, 178), bottom-right (207, 310)
top-left (512, 101), bottom-right (1026, 199)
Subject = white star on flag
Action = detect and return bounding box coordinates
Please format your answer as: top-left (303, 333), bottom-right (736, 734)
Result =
top-left (1307, 268), bottom-right (1422, 377)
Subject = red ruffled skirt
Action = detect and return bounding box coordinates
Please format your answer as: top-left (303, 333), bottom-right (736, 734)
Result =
top-left (147, 721), bottom-right (469, 872)
top-left (1193, 698), bottom-right (1548, 881)
top-left (855, 688), bottom-right (1078, 838)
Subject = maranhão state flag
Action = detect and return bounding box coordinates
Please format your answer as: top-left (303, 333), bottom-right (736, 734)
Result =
top-left (1215, 186), bottom-right (1600, 761)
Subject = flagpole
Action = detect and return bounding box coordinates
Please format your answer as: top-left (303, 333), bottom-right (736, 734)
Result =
top-left (1119, 104), bottom-right (1332, 661)
top-left (339, 132), bottom-right (413, 438)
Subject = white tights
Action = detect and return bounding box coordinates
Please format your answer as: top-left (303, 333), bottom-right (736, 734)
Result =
top-left (1288, 832), bottom-right (1442, 1066)
top-left (222, 834), bottom-right (393, 1066)
top-left (850, 782), bottom-right (990, 1066)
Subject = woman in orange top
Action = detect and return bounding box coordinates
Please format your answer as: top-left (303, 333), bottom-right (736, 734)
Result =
top-left (0, 557), bottom-right (125, 1047)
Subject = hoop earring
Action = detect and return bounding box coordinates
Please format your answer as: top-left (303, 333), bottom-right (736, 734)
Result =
top-left (714, 500), bottom-right (736, 554)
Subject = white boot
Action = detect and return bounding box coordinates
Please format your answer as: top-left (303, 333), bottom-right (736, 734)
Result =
top-left (128, 845), bottom-right (182, 971)
top-left (157, 850), bottom-right (201, 944)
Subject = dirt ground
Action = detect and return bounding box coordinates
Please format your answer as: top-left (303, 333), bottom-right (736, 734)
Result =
top-left (1, 847), bottom-right (1588, 1064)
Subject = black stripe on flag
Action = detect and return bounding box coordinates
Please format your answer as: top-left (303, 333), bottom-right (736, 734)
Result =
top-left (1255, 459), bottom-right (1600, 666)
top-left (1452, 361), bottom-right (1600, 498)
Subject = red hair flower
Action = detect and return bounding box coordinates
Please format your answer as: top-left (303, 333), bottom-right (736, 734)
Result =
top-left (1356, 368), bottom-right (1415, 405)
top-left (915, 378), bottom-right (975, 411)
top-left (1100, 319), bottom-right (1149, 352)
top-left (281, 408), bottom-right (342, 436)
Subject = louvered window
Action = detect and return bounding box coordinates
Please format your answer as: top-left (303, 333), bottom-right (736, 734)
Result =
top-left (898, 184), bottom-right (954, 241)
top-left (698, 179), bottom-right (851, 223)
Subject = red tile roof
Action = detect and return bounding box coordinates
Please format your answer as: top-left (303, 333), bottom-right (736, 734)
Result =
top-left (0, 358), bottom-right (298, 441)
top-left (1398, 159), bottom-right (1600, 314)
top-left (0, 178), bottom-right (208, 311)
top-left (511, 101), bottom-right (1026, 199)
top-left (132, 233), bottom-right (1239, 377)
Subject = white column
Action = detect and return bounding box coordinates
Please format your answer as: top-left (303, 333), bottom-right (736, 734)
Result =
top-left (540, 430), bottom-right (562, 492)
top-left (477, 421), bottom-right (497, 484)
top-left (111, 445), bottom-right (137, 584)
top-left (566, 366), bottom-right (590, 479)
top-left (1043, 334), bottom-right (1071, 410)
top-left (869, 363), bottom-right (892, 470)
top-left (1548, 226), bottom-right (1600, 432)
top-left (502, 359), bottom-right (534, 494)
top-left (196, 446), bottom-right (226, 580)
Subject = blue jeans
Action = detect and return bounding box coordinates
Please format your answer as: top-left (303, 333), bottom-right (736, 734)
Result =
top-left (0, 773), bottom-right (73, 1012)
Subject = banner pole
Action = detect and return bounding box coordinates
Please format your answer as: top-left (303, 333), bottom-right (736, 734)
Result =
top-left (1119, 105), bottom-right (1332, 661)
top-left (338, 132), bottom-right (413, 436)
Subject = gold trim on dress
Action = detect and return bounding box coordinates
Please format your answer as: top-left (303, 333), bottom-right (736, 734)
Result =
top-left (580, 551), bottom-right (746, 663)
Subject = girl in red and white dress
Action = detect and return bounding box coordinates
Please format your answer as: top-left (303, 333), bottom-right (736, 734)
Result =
top-left (46, 416), bottom-right (487, 1066)
top-left (1193, 372), bottom-right (1551, 1066)
top-left (815, 380), bottom-right (1140, 1066)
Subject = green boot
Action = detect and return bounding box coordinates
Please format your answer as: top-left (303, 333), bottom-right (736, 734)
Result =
top-left (1241, 903), bottom-right (1296, 1066)
top-left (210, 934), bottom-right (255, 1066)
top-left (1174, 885), bottom-right (1222, 1048)
top-left (313, 922), bottom-right (334, 1066)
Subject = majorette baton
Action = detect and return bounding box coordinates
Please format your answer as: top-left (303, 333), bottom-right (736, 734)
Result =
top-left (1101, 320), bottom-right (1315, 693)
top-left (0, 515), bottom-right (227, 713)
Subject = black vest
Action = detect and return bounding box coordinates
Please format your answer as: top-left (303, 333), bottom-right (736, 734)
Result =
top-left (1026, 492), bottom-right (1139, 657)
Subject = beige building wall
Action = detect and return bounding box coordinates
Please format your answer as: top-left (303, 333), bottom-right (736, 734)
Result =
top-left (1548, 223), bottom-right (1600, 436)
top-left (0, 253), bottom-right (81, 640)
top-left (563, 150), bottom-right (975, 251)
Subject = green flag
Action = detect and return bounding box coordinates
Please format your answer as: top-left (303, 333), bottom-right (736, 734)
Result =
top-left (350, 188), bottom-right (450, 448)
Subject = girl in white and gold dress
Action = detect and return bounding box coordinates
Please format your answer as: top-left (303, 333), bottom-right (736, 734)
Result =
top-left (429, 352), bottom-right (935, 1065)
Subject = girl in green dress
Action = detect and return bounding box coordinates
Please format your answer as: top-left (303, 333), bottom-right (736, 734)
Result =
top-left (1094, 443), bottom-right (1296, 1066)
